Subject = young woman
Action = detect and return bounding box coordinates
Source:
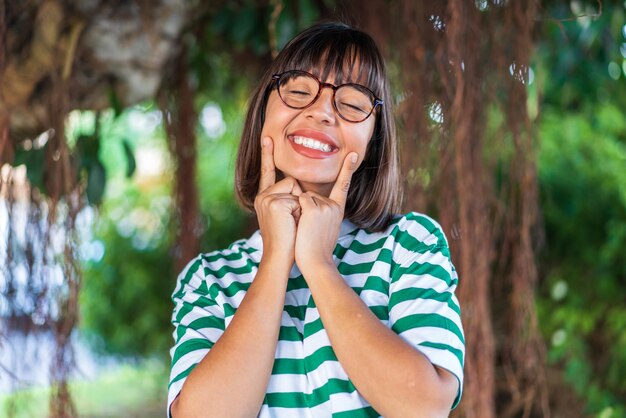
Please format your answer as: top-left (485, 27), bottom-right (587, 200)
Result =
top-left (168, 22), bottom-right (464, 418)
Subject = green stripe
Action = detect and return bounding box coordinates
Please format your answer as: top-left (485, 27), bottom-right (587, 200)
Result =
top-left (351, 275), bottom-right (389, 296)
top-left (287, 275), bottom-right (309, 291)
top-left (333, 406), bottom-right (381, 417)
top-left (304, 317), bottom-right (324, 337)
top-left (173, 250), bottom-right (257, 300)
top-left (395, 231), bottom-right (437, 255)
top-left (391, 259), bottom-right (455, 286)
top-left (337, 249), bottom-right (393, 277)
top-left (395, 235), bottom-right (451, 260)
top-left (201, 246), bottom-right (256, 263)
top-left (392, 313), bottom-right (465, 344)
top-left (206, 259), bottom-right (257, 279)
top-left (368, 305), bottom-right (388, 321)
top-left (285, 304), bottom-right (307, 321)
top-left (272, 345), bottom-right (338, 375)
top-left (389, 287), bottom-right (460, 315)
top-left (168, 363), bottom-right (196, 388)
top-left (333, 243), bottom-right (349, 259)
top-left (418, 341), bottom-right (465, 369)
top-left (278, 325), bottom-right (303, 341)
top-left (174, 296), bottom-right (220, 325)
top-left (264, 378), bottom-right (357, 408)
top-left (337, 236), bottom-right (388, 254)
top-left (207, 280), bottom-right (250, 299)
top-left (223, 303), bottom-right (235, 317)
top-left (171, 338), bottom-right (213, 368)
top-left (363, 275), bottom-right (390, 294)
top-left (403, 212), bottom-right (448, 246)
top-left (339, 260), bottom-right (376, 275)
top-left (186, 315), bottom-right (225, 333)
top-left (172, 258), bottom-right (203, 300)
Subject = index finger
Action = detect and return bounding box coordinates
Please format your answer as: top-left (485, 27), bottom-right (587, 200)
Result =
top-left (329, 152), bottom-right (359, 208)
top-left (258, 137), bottom-right (276, 193)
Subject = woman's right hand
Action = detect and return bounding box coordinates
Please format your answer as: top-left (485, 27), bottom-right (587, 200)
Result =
top-left (254, 136), bottom-right (301, 265)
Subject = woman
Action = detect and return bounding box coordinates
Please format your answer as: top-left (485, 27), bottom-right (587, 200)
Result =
top-left (168, 22), bottom-right (464, 418)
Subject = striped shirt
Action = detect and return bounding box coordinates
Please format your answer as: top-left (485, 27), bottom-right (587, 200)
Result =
top-left (168, 212), bottom-right (465, 417)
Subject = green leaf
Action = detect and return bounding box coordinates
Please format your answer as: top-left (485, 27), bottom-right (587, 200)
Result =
top-left (87, 159), bottom-right (107, 205)
top-left (121, 139), bottom-right (136, 178)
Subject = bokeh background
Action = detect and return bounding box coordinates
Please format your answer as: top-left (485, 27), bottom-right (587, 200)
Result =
top-left (0, 1), bottom-right (625, 417)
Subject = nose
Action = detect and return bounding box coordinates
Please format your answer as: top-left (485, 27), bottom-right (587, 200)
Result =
top-left (303, 86), bottom-right (336, 124)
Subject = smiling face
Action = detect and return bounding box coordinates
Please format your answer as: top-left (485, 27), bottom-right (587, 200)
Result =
top-left (260, 72), bottom-right (377, 196)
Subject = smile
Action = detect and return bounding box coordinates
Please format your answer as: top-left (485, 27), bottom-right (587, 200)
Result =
top-left (287, 134), bottom-right (339, 159)
top-left (291, 136), bottom-right (335, 153)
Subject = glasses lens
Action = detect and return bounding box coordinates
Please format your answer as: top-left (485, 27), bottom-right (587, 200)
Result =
top-left (278, 72), bottom-right (319, 108)
top-left (335, 85), bottom-right (375, 122)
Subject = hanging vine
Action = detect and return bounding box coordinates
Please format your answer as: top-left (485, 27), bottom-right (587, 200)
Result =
top-left (338, 1), bottom-right (550, 417)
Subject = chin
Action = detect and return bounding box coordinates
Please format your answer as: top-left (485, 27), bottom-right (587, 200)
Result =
top-left (279, 166), bottom-right (336, 185)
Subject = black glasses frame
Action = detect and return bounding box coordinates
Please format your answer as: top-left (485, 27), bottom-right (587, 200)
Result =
top-left (271, 70), bottom-right (383, 123)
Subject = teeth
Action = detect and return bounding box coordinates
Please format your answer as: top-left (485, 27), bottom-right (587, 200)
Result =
top-left (292, 136), bottom-right (333, 152)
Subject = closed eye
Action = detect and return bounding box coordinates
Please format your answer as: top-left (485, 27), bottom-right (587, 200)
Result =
top-left (340, 101), bottom-right (368, 113)
top-left (288, 90), bottom-right (312, 96)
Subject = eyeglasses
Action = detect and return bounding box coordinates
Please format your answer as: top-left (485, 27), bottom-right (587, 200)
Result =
top-left (271, 70), bottom-right (383, 123)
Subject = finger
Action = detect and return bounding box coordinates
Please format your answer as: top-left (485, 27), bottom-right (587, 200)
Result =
top-left (266, 176), bottom-right (302, 195)
top-left (258, 137), bottom-right (276, 193)
top-left (293, 205), bottom-right (301, 225)
top-left (329, 152), bottom-right (359, 208)
top-left (298, 192), bottom-right (318, 210)
top-left (292, 181), bottom-right (303, 197)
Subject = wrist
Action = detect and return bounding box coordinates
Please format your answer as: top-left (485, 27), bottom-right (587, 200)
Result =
top-left (260, 250), bottom-right (294, 274)
top-left (297, 256), bottom-right (337, 278)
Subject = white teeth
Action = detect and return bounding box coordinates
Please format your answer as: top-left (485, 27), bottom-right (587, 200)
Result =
top-left (292, 136), bottom-right (333, 152)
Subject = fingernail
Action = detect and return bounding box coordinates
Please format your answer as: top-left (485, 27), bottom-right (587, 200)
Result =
top-left (351, 153), bottom-right (358, 164)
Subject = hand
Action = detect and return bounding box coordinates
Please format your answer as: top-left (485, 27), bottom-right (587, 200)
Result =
top-left (295, 152), bottom-right (359, 276)
top-left (254, 137), bottom-right (302, 265)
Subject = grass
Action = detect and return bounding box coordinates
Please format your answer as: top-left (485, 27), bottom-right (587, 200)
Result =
top-left (0, 359), bottom-right (168, 418)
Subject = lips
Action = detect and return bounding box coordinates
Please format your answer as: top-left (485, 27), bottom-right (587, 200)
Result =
top-left (287, 129), bottom-right (339, 150)
top-left (286, 129), bottom-right (339, 159)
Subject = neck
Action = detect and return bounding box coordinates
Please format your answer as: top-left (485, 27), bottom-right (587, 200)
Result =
top-left (297, 180), bottom-right (333, 197)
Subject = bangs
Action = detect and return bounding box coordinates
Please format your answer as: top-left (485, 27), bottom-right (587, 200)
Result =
top-left (273, 25), bottom-right (385, 98)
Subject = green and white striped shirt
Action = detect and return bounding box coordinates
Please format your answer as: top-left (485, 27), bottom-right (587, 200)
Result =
top-left (168, 212), bottom-right (464, 417)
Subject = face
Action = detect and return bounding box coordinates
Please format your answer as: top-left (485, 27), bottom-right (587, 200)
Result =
top-left (260, 71), bottom-right (377, 196)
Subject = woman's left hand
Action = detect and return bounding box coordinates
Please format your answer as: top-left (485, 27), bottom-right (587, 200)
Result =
top-left (295, 152), bottom-right (359, 276)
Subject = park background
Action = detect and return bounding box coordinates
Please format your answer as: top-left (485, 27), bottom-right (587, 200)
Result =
top-left (0, 1), bottom-right (625, 417)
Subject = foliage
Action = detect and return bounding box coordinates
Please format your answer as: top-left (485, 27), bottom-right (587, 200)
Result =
top-left (537, 104), bottom-right (626, 417)
top-left (78, 90), bottom-right (248, 358)
top-left (534, 3), bottom-right (626, 416)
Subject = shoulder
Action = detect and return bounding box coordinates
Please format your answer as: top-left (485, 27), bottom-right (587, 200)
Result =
top-left (386, 211), bottom-right (450, 250)
top-left (175, 235), bottom-right (259, 290)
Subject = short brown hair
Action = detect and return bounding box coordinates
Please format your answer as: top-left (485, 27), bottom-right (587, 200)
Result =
top-left (235, 21), bottom-right (402, 232)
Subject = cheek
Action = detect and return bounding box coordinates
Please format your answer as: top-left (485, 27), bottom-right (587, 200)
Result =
top-left (261, 92), bottom-right (291, 137)
top-left (347, 124), bottom-right (376, 162)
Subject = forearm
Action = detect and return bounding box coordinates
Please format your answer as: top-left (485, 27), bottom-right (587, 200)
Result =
top-left (171, 257), bottom-right (291, 418)
top-left (305, 266), bottom-right (457, 418)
